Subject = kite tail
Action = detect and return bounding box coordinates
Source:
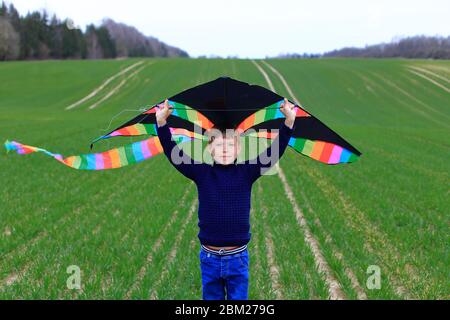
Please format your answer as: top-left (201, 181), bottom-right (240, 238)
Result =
top-left (288, 137), bottom-right (359, 164)
top-left (243, 132), bottom-right (359, 164)
top-left (4, 135), bottom-right (193, 170)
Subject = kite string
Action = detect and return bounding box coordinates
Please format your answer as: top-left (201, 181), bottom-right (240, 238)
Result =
top-left (98, 107), bottom-right (151, 134)
top-left (96, 104), bottom-right (286, 136)
top-left (95, 106), bottom-right (153, 150)
top-left (167, 107), bottom-right (283, 111)
top-left (164, 99), bottom-right (306, 111)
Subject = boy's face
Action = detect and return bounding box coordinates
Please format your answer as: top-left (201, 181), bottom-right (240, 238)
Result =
top-left (207, 133), bottom-right (241, 165)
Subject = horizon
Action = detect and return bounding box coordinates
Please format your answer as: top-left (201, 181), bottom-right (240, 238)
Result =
top-left (6, 0), bottom-right (450, 58)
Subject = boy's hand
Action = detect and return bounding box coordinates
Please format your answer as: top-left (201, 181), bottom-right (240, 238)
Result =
top-left (156, 99), bottom-right (173, 127)
top-left (280, 98), bottom-right (296, 129)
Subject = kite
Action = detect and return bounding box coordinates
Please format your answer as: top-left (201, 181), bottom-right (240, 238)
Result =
top-left (4, 76), bottom-right (361, 170)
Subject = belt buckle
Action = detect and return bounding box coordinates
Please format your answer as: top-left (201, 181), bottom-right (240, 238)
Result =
top-left (218, 248), bottom-right (225, 255)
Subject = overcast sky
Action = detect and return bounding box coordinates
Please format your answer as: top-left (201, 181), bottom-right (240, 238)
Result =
top-left (8, 0), bottom-right (450, 58)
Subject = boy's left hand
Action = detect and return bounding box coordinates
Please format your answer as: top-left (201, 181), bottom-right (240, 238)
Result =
top-left (280, 98), bottom-right (296, 129)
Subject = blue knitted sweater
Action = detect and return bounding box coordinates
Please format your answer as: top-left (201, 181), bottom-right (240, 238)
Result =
top-left (156, 121), bottom-right (294, 246)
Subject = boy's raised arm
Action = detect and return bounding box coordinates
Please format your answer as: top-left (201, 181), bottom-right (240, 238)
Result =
top-left (245, 120), bottom-right (294, 181)
top-left (245, 98), bottom-right (296, 182)
top-left (156, 99), bottom-right (201, 181)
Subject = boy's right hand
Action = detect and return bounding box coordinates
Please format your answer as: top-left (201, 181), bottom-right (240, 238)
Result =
top-left (156, 99), bottom-right (173, 127)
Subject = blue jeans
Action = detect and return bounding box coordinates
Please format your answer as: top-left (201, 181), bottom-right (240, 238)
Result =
top-left (199, 246), bottom-right (249, 300)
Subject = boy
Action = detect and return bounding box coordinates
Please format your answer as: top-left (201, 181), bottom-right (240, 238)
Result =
top-left (156, 97), bottom-right (296, 300)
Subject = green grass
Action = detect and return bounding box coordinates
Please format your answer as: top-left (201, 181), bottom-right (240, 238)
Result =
top-left (0, 57), bottom-right (448, 299)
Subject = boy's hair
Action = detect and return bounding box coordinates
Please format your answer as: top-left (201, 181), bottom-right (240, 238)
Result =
top-left (206, 126), bottom-right (240, 145)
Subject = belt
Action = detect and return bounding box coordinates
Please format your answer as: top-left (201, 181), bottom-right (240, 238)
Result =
top-left (201, 244), bottom-right (247, 256)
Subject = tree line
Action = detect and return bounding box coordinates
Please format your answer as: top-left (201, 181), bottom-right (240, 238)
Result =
top-left (0, 2), bottom-right (189, 61)
top-left (276, 35), bottom-right (450, 60)
top-left (323, 36), bottom-right (450, 59)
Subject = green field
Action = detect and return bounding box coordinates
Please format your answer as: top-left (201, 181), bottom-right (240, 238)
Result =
top-left (0, 57), bottom-right (448, 299)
